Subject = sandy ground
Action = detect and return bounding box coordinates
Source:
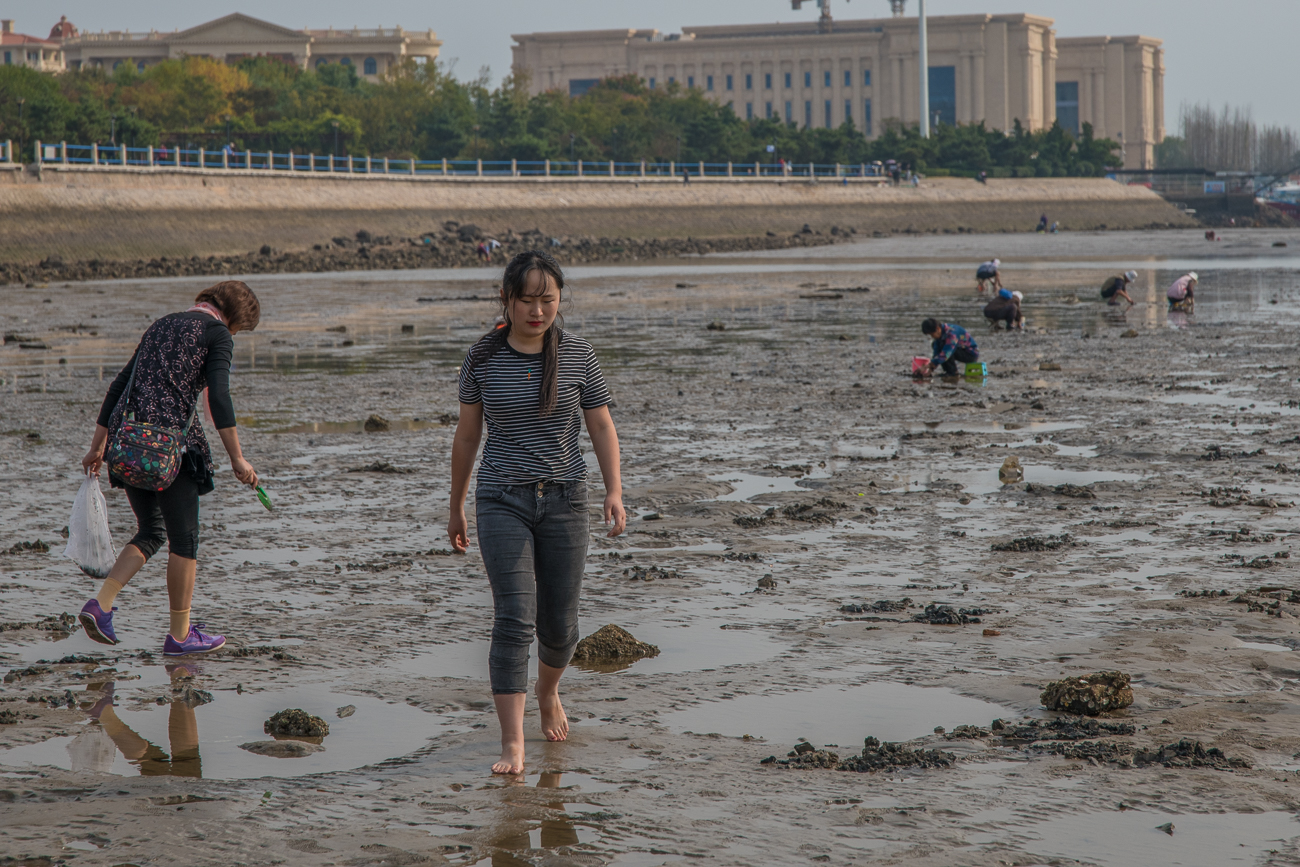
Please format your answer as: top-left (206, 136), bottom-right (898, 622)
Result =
top-left (0, 171), bottom-right (1194, 263)
top-left (2, 228), bottom-right (1300, 866)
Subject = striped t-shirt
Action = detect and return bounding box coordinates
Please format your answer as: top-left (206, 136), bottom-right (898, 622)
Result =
top-left (458, 330), bottom-right (612, 484)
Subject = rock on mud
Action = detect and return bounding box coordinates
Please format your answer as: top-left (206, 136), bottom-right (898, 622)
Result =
top-left (1040, 671), bottom-right (1134, 715)
top-left (572, 624), bottom-right (660, 662)
top-left (991, 534), bottom-right (1075, 553)
top-left (839, 736), bottom-right (957, 773)
top-left (240, 740), bottom-right (327, 758)
top-left (264, 708), bottom-right (330, 738)
top-left (363, 414), bottom-right (391, 433)
top-left (998, 456), bottom-right (1023, 484)
top-left (1038, 738), bottom-right (1251, 770)
top-left (912, 604), bottom-right (992, 625)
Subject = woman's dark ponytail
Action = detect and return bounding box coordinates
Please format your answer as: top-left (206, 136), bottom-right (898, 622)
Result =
top-left (469, 250), bottom-right (566, 416)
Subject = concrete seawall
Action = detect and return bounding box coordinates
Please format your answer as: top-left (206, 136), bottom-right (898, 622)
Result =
top-left (0, 166), bottom-right (1196, 263)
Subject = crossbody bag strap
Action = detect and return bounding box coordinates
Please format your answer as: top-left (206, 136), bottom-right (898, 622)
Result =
top-left (115, 352), bottom-right (141, 424)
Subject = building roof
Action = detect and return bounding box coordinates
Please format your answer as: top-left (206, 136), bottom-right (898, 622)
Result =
top-left (0, 32), bottom-right (60, 47)
top-left (49, 15), bottom-right (77, 40)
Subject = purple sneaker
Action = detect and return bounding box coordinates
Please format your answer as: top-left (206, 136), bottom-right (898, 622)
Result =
top-left (79, 599), bottom-right (119, 646)
top-left (163, 623), bottom-right (226, 657)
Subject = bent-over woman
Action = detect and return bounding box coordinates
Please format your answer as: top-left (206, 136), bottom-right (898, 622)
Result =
top-left (79, 281), bottom-right (261, 656)
top-left (448, 250), bottom-right (625, 776)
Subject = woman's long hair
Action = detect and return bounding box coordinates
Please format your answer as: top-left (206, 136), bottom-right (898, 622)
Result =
top-left (465, 250), bottom-right (566, 415)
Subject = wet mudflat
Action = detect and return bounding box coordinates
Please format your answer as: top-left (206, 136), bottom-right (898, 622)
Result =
top-left (3, 227), bottom-right (1300, 865)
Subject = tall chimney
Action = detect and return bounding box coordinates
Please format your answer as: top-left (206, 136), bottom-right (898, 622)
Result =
top-left (1, 20), bottom-right (15, 35)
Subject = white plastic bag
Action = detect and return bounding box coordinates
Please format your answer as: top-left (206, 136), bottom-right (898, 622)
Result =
top-left (64, 474), bottom-right (116, 579)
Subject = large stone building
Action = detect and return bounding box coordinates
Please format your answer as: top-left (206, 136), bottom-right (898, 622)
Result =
top-left (512, 13), bottom-right (1164, 168)
top-left (1, 19), bottom-right (64, 71)
top-left (53, 13), bottom-right (440, 81)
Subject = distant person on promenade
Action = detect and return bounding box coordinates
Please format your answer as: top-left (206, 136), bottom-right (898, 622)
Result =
top-left (1101, 270), bottom-right (1138, 307)
top-left (984, 290), bottom-right (1023, 330)
top-left (486, 238), bottom-right (502, 258)
top-left (976, 259), bottom-right (1002, 294)
top-left (448, 250), bottom-right (626, 776)
top-left (1167, 272), bottom-right (1198, 311)
top-left (78, 281), bottom-right (261, 657)
top-left (476, 242), bottom-right (491, 263)
top-left (1036, 213), bottom-right (1049, 233)
top-left (922, 318), bottom-right (980, 376)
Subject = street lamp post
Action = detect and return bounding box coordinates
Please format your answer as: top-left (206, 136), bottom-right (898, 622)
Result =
top-left (474, 124), bottom-right (481, 159)
top-left (110, 115), bottom-right (117, 146)
top-left (918, 0), bottom-right (930, 139)
top-left (332, 120), bottom-right (340, 158)
top-left (569, 132), bottom-right (575, 162)
top-left (16, 98), bottom-right (24, 160)
top-left (224, 114), bottom-right (232, 149)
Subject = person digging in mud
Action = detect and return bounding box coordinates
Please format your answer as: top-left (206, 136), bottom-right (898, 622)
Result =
top-left (1167, 271), bottom-right (1198, 312)
top-left (922, 317), bottom-right (980, 376)
top-left (448, 249), bottom-right (626, 776)
top-left (1101, 270), bottom-right (1138, 308)
top-left (983, 290), bottom-right (1023, 330)
top-left (79, 281), bottom-right (261, 657)
top-left (975, 259), bottom-right (1002, 295)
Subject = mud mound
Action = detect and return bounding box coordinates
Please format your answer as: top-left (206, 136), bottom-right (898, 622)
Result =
top-left (363, 414), bottom-right (390, 433)
top-left (991, 534), bottom-right (1076, 552)
top-left (912, 604), bottom-right (992, 625)
top-left (1000, 716), bottom-right (1136, 742)
top-left (761, 741), bottom-right (841, 769)
top-left (838, 736), bottom-right (957, 773)
top-left (1038, 738), bottom-right (1251, 770)
top-left (840, 597), bottom-right (913, 614)
top-left (1041, 671), bottom-right (1134, 715)
top-left (3, 540), bottom-right (49, 554)
top-left (572, 624), bottom-right (660, 662)
top-left (264, 708), bottom-right (330, 738)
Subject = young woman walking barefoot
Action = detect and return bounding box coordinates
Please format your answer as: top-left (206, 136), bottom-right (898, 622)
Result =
top-left (448, 250), bottom-right (625, 775)
top-left (79, 281), bottom-right (261, 656)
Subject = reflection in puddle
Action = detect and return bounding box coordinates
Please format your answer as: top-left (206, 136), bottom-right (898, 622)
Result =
top-left (1024, 810), bottom-right (1299, 867)
top-left (482, 771), bottom-right (604, 866)
top-left (709, 473), bottom-right (809, 501)
top-left (0, 677), bottom-right (456, 780)
top-left (664, 681), bottom-right (1014, 747)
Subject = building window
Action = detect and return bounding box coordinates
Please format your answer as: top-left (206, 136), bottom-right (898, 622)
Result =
top-left (804, 71), bottom-right (811, 88)
top-left (765, 101), bottom-right (773, 118)
top-left (864, 98), bottom-right (873, 136)
top-left (3, 51), bottom-right (10, 65)
top-left (136, 60), bottom-right (145, 71)
top-left (764, 72), bottom-right (772, 89)
top-left (785, 100), bottom-right (792, 122)
top-left (113, 60), bottom-right (122, 70)
top-left (668, 76), bottom-right (675, 84)
top-left (687, 75), bottom-right (694, 88)
top-left (863, 69), bottom-right (872, 87)
top-left (823, 70), bottom-right (831, 87)
top-left (315, 58), bottom-right (327, 68)
top-left (570, 78), bottom-right (599, 96)
top-left (928, 66), bottom-right (956, 127)
top-left (341, 57), bottom-right (352, 65)
top-left (649, 77), bottom-right (656, 89)
top-left (824, 99), bottom-right (832, 127)
top-left (745, 73), bottom-right (752, 90)
top-left (844, 69), bottom-right (851, 88)
top-left (784, 72), bottom-right (791, 88)
top-left (1056, 81), bottom-right (1080, 136)
top-left (845, 99), bottom-right (852, 122)
top-left (805, 100), bottom-right (812, 128)
top-left (364, 57), bottom-right (377, 75)
top-left (706, 74), bottom-right (713, 91)
top-left (726, 73), bottom-right (733, 90)
top-left (746, 102), bottom-right (753, 119)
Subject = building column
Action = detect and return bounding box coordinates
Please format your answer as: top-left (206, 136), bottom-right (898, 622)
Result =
top-left (892, 55), bottom-right (905, 123)
top-left (1152, 49), bottom-right (1165, 144)
top-left (972, 53), bottom-right (986, 125)
top-left (1092, 69), bottom-right (1106, 138)
top-left (1043, 45), bottom-right (1056, 129)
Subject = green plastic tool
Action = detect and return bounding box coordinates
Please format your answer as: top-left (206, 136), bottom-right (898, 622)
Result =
top-left (254, 485), bottom-right (273, 511)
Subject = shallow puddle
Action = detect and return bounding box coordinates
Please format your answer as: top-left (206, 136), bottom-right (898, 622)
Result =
top-left (0, 683), bottom-right (457, 780)
top-left (709, 472), bottom-right (809, 501)
top-left (1023, 810), bottom-right (1299, 867)
top-left (664, 681), bottom-right (1015, 747)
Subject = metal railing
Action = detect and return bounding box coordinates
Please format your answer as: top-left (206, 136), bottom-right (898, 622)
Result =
top-left (30, 140), bottom-right (889, 183)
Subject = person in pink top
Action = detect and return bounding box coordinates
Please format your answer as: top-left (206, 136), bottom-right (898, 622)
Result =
top-left (1167, 272), bottom-right (1198, 312)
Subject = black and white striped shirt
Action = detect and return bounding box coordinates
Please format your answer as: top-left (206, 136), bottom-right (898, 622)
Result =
top-left (458, 330), bottom-right (612, 484)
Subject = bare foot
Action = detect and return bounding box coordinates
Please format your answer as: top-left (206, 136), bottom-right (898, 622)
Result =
top-left (492, 743), bottom-right (525, 775)
top-left (537, 691), bottom-right (569, 742)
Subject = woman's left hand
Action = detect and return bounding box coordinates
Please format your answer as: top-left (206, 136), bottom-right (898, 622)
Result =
top-left (81, 447), bottom-right (104, 476)
top-left (603, 494), bottom-right (626, 538)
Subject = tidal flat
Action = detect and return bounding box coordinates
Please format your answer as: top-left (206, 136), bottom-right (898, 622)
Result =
top-left (2, 228), bottom-right (1300, 866)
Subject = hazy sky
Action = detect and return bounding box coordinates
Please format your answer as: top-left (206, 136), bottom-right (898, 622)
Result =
top-left (23, 0), bottom-right (1300, 130)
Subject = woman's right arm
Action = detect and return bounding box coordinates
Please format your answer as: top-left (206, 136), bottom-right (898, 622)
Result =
top-left (447, 402), bottom-right (484, 552)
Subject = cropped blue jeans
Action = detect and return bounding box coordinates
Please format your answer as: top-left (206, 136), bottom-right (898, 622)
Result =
top-left (475, 480), bottom-right (589, 694)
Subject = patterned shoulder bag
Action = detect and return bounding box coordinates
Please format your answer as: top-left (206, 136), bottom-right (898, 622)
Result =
top-left (106, 357), bottom-right (198, 491)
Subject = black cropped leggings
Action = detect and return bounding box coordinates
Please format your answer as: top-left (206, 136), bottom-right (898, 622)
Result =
top-left (124, 474), bottom-right (200, 561)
